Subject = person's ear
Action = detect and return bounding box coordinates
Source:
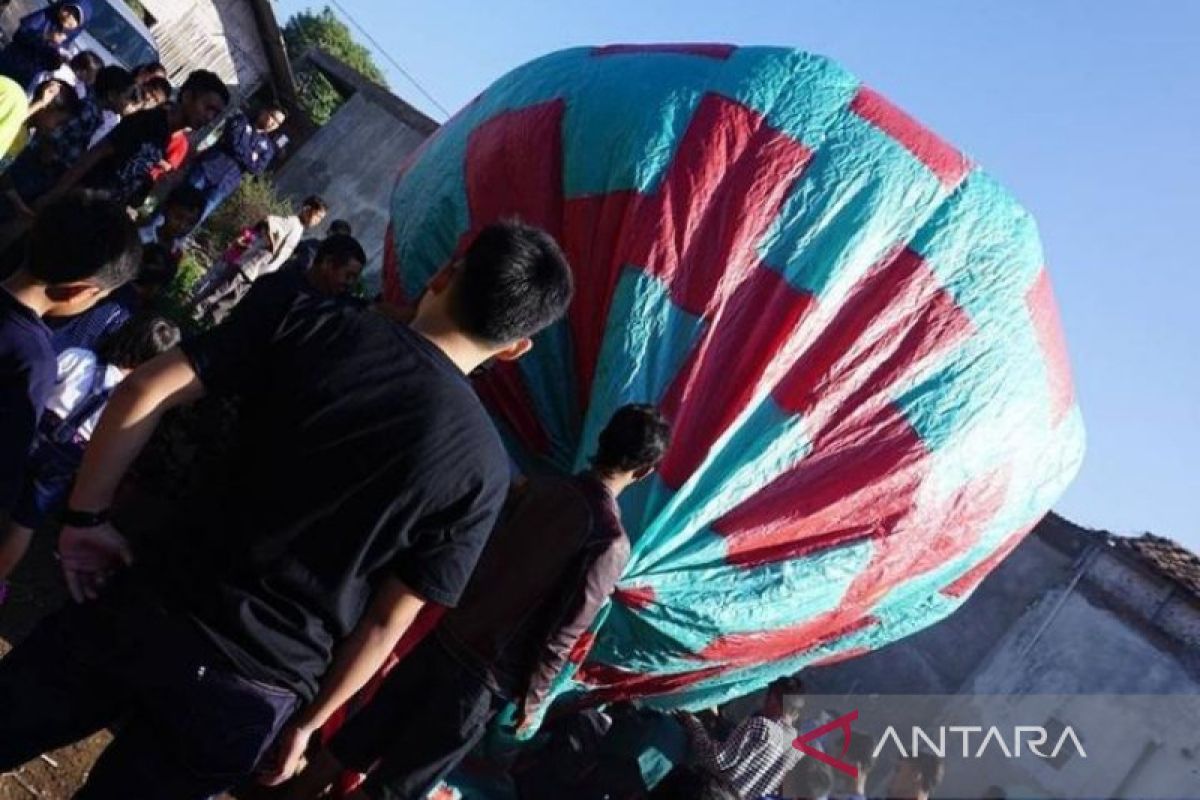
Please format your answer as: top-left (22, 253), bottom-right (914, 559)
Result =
top-left (493, 337), bottom-right (532, 362)
top-left (631, 465), bottom-right (654, 482)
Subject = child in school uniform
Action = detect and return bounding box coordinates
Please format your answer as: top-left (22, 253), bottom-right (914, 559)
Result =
top-left (0, 313), bottom-right (179, 597)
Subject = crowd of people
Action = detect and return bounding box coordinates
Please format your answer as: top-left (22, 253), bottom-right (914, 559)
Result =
top-left (0, 6), bottom-right (964, 800)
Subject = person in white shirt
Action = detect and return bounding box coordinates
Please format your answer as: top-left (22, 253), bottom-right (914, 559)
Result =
top-left (192, 194), bottom-right (327, 325)
top-left (0, 314), bottom-right (180, 595)
top-left (30, 49), bottom-right (101, 99)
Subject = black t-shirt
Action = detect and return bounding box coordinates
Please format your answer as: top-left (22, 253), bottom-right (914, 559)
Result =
top-left (159, 280), bottom-right (510, 699)
top-left (83, 107), bottom-right (171, 207)
top-left (0, 289), bottom-right (53, 512)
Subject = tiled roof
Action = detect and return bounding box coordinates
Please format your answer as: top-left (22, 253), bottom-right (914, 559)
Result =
top-left (1109, 533), bottom-right (1200, 599)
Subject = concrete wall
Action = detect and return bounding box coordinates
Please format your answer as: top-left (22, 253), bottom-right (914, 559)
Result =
top-left (271, 90), bottom-right (432, 283)
top-left (797, 515), bottom-right (1200, 798)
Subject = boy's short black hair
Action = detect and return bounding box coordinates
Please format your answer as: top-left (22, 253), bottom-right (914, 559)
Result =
top-left (594, 404), bottom-right (671, 475)
top-left (136, 244), bottom-right (178, 289)
top-left (847, 731), bottom-right (877, 772)
top-left (69, 50), bottom-right (102, 74)
top-left (315, 234), bottom-right (366, 268)
top-left (140, 76), bottom-right (173, 103)
top-left (452, 221), bottom-right (573, 345)
top-left (328, 219), bottom-right (352, 237)
top-left (300, 195), bottom-right (327, 215)
top-left (94, 65), bottom-right (134, 99)
top-left (28, 192), bottom-right (140, 289)
top-left (179, 70), bottom-right (228, 105)
top-left (908, 751), bottom-right (946, 793)
top-left (259, 99), bottom-right (286, 116)
top-left (793, 757), bottom-right (834, 799)
top-left (163, 183), bottom-right (206, 216)
top-left (96, 314), bottom-right (181, 369)
top-left (133, 61), bottom-right (166, 80)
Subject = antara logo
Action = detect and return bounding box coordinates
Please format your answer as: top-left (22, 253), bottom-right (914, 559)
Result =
top-left (793, 710), bottom-right (860, 778)
top-left (873, 725), bottom-right (1088, 760)
top-left (793, 710), bottom-right (1088, 776)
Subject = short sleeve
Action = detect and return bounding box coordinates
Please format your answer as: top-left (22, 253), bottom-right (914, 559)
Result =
top-left (103, 110), bottom-right (162, 160)
top-left (392, 472), bottom-right (507, 607)
top-left (180, 276), bottom-right (296, 396)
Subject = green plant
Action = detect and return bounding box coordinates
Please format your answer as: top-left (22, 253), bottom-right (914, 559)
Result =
top-left (283, 7), bottom-right (388, 125)
top-left (294, 67), bottom-right (344, 126)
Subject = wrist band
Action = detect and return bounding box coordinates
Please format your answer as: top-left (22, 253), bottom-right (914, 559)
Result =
top-left (61, 507), bottom-right (111, 528)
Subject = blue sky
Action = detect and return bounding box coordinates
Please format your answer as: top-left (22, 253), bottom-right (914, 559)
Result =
top-left (276, 0), bottom-right (1199, 548)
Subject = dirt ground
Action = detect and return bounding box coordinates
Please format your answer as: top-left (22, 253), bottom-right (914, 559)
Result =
top-left (0, 529), bottom-right (111, 800)
top-left (0, 529), bottom-right (285, 800)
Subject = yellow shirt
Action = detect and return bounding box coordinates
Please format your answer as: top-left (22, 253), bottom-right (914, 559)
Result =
top-left (0, 76), bottom-right (31, 174)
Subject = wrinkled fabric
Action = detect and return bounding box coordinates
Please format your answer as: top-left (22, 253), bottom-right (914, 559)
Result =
top-left (381, 45), bottom-right (1085, 719)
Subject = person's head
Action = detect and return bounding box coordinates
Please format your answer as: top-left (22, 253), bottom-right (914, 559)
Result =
top-left (592, 404), bottom-right (671, 488)
top-left (297, 195), bottom-right (327, 228)
top-left (255, 102), bottom-right (286, 133)
top-left (96, 314), bottom-right (181, 370)
top-left (94, 65), bottom-right (136, 115)
top-left (764, 676), bottom-right (807, 724)
top-left (26, 192), bottom-right (141, 316)
top-left (308, 234), bottom-right (366, 297)
top-left (650, 765), bottom-right (739, 800)
top-left (175, 70), bottom-right (228, 129)
top-left (54, 2), bottom-right (84, 32)
top-left (327, 218), bottom-right (352, 237)
top-left (137, 75), bottom-right (173, 111)
top-left (844, 731), bottom-right (877, 792)
top-left (133, 244), bottom-right (177, 301)
top-left (30, 79), bottom-right (79, 134)
top-left (69, 51), bottom-right (103, 86)
top-left (414, 221), bottom-right (573, 362)
top-left (133, 62), bottom-right (167, 85)
top-left (792, 756), bottom-right (834, 800)
top-left (887, 751), bottom-right (945, 800)
top-left (159, 184), bottom-right (204, 239)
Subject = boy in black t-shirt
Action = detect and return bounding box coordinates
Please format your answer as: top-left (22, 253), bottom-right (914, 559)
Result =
top-left (40, 69), bottom-right (229, 209)
top-left (0, 193), bottom-right (140, 597)
top-left (0, 221), bottom-right (575, 799)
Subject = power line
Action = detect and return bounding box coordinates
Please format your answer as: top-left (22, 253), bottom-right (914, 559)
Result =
top-left (325, 0), bottom-right (451, 119)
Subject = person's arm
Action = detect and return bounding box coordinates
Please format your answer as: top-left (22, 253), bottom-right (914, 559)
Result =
top-left (36, 138), bottom-right (115, 209)
top-left (521, 536), bottom-right (630, 723)
top-left (58, 350), bottom-right (205, 601)
top-left (1, 174), bottom-right (35, 220)
top-left (257, 575), bottom-right (427, 785)
top-left (680, 711), bottom-right (723, 771)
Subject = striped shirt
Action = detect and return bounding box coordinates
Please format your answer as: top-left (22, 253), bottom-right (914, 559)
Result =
top-left (683, 713), bottom-right (801, 798)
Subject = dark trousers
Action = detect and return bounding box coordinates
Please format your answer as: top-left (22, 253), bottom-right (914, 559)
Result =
top-left (331, 637), bottom-right (506, 800)
top-left (0, 581), bottom-right (298, 799)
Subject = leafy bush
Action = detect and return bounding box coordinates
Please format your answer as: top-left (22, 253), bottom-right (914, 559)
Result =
top-left (295, 67), bottom-right (344, 127)
top-left (195, 175), bottom-right (293, 262)
top-left (283, 7), bottom-right (389, 126)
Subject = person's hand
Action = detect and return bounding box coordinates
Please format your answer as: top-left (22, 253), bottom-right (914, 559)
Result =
top-left (58, 523), bottom-right (134, 603)
top-left (41, 81), bottom-right (62, 104)
top-left (256, 721), bottom-right (314, 786)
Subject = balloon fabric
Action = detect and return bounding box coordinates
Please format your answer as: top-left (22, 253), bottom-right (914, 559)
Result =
top-left (381, 44), bottom-right (1085, 718)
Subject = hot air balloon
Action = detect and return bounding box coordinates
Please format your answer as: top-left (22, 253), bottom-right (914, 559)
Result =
top-left (380, 43), bottom-right (1085, 720)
